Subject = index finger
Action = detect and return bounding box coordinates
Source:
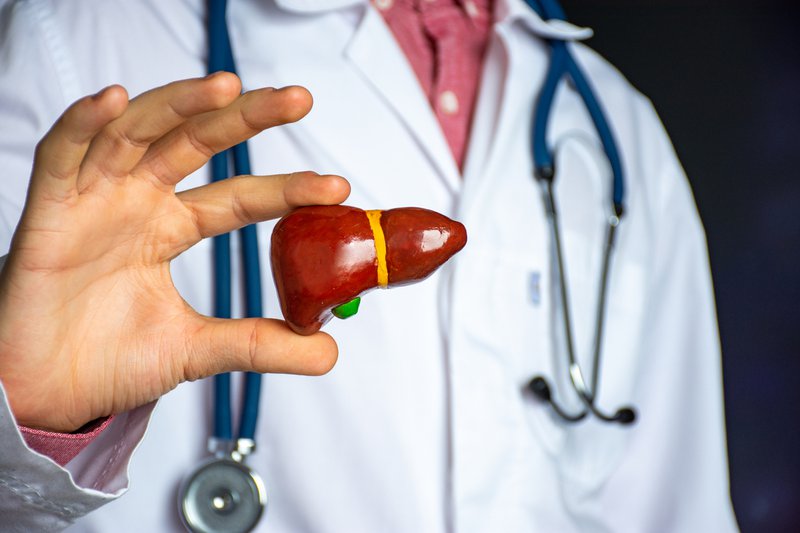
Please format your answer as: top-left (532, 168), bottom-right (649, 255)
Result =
top-left (136, 86), bottom-right (313, 187)
top-left (176, 171), bottom-right (350, 250)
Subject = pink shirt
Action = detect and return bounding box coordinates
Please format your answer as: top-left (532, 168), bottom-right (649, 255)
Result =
top-left (378, 0), bottom-right (493, 167)
top-left (19, 0), bottom-right (493, 466)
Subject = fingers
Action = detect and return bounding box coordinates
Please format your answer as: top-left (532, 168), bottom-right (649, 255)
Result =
top-left (137, 86), bottom-right (313, 186)
top-left (31, 86), bottom-right (128, 201)
top-left (183, 316), bottom-right (339, 380)
top-left (177, 172), bottom-right (350, 242)
top-left (77, 73), bottom-right (242, 189)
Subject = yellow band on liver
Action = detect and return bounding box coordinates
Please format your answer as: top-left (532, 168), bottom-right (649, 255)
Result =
top-left (366, 210), bottom-right (388, 287)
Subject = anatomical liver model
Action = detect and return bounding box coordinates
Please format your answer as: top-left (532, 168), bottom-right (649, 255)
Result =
top-left (271, 205), bottom-right (468, 335)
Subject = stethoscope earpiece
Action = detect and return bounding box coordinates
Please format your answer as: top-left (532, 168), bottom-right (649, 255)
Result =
top-left (528, 376), bottom-right (552, 402)
top-left (614, 408), bottom-right (636, 425)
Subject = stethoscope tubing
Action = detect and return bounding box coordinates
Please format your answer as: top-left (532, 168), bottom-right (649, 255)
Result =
top-left (526, 0), bottom-right (637, 424)
top-left (528, 0), bottom-right (624, 214)
top-left (208, 0), bottom-right (263, 444)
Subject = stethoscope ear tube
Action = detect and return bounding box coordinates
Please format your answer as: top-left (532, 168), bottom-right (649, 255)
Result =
top-left (207, 0), bottom-right (264, 446)
top-left (527, 0), bottom-right (637, 426)
top-left (526, 0), bottom-right (625, 214)
top-left (530, 180), bottom-right (637, 426)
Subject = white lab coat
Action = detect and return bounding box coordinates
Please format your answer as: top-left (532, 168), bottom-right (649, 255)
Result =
top-left (0, 0), bottom-right (739, 531)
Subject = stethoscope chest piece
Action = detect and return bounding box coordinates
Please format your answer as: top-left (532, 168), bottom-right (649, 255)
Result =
top-left (180, 457), bottom-right (267, 533)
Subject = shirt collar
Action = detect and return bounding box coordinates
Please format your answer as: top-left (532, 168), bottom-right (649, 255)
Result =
top-left (272, 0), bottom-right (593, 41)
top-left (495, 0), bottom-right (593, 40)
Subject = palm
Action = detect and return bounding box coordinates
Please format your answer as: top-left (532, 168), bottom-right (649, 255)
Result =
top-left (0, 75), bottom-right (348, 432)
top-left (8, 185), bottom-right (196, 429)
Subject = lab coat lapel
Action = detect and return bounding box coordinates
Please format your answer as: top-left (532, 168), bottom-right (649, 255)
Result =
top-left (459, 0), bottom-right (594, 219)
top-left (459, 23), bottom-right (548, 220)
top-left (345, 6), bottom-right (462, 192)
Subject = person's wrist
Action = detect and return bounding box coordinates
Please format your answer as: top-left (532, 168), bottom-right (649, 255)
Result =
top-left (3, 379), bottom-right (82, 433)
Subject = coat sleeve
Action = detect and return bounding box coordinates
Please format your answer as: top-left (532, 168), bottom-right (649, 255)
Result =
top-left (598, 96), bottom-right (740, 532)
top-left (0, 2), bottom-right (154, 530)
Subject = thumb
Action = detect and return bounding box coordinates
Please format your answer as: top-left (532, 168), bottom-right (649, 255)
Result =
top-left (182, 316), bottom-right (339, 381)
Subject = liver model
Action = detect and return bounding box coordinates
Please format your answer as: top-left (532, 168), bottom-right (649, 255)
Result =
top-left (271, 205), bottom-right (468, 335)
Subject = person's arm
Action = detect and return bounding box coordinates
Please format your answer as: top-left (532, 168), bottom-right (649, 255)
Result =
top-left (0, 384), bottom-right (156, 530)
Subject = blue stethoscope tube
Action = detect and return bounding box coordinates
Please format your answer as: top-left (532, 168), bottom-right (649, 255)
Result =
top-left (525, 0), bottom-right (637, 424)
top-left (178, 4), bottom-right (268, 530)
top-left (528, 0), bottom-right (625, 215)
top-left (208, 0), bottom-right (262, 446)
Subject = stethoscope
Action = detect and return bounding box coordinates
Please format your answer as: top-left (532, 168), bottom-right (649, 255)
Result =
top-left (179, 0), bottom-right (635, 530)
top-left (178, 1), bottom-right (267, 532)
top-left (524, 0), bottom-right (637, 425)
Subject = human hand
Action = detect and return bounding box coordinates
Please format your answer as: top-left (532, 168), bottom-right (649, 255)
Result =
top-left (0, 74), bottom-right (349, 432)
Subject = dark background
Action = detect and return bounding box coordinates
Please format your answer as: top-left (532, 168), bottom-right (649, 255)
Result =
top-left (559, 1), bottom-right (800, 531)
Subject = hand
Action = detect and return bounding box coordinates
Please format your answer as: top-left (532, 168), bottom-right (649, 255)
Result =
top-left (0, 73), bottom-right (350, 432)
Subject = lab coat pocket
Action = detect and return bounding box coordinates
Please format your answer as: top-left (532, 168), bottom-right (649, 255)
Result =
top-left (522, 236), bottom-right (645, 494)
top-left (560, 269), bottom-right (646, 496)
top-left (480, 251), bottom-right (569, 457)
top-left (460, 247), bottom-right (569, 463)
top-left (455, 245), bottom-right (549, 397)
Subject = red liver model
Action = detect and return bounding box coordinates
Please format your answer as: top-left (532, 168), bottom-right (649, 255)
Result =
top-left (271, 205), bottom-right (468, 335)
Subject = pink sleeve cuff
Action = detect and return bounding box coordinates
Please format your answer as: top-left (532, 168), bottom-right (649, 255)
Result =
top-left (19, 416), bottom-right (115, 467)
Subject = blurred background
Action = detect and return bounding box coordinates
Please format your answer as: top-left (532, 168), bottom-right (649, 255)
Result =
top-left (559, 1), bottom-right (800, 531)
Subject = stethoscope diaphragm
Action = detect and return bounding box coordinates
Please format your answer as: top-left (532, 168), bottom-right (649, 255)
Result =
top-left (179, 457), bottom-right (267, 533)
